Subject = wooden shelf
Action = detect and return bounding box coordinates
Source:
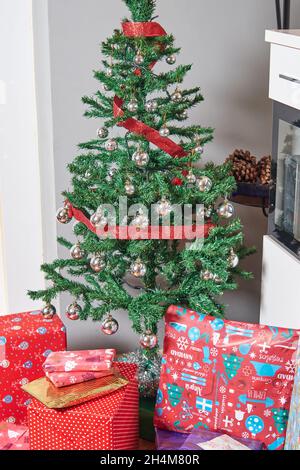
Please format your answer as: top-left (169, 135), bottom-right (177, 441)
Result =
top-left (230, 182), bottom-right (270, 216)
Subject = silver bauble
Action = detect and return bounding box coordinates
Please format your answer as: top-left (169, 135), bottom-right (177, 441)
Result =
top-left (201, 270), bottom-right (214, 281)
top-left (66, 302), bottom-right (82, 321)
top-left (187, 171), bottom-right (197, 184)
top-left (228, 250), bottom-right (239, 269)
top-left (198, 205), bottom-right (213, 220)
top-left (194, 144), bottom-right (204, 155)
top-left (90, 255), bottom-right (106, 273)
top-left (106, 67), bottom-right (113, 77)
top-left (132, 213), bottom-right (149, 229)
top-left (171, 89), bottom-right (183, 103)
top-left (125, 180), bottom-right (135, 196)
top-left (166, 54), bottom-right (176, 65)
top-left (217, 200), bottom-right (235, 219)
top-left (132, 150), bottom-right (149, 167)
top-left (130, 259), bottom-right (147, 278)
top-left (90, 212), bottom-right (101, 227)
top-left (159, 125), bottom-right (170, 138)
top-left (105, 139), bottom-right (118, 152)
top-left (127, 98), bottom-right (138, 113)
top-left (85, 170), bottom-right (92, 179)
top-left (70, 243), bottom-right (86, 260)
top-left (145, 100), bottom-right (158, 113)
top-left (101, 315), bottom-right (119, 335)
top-left (157, 198), bottom-right (172, 217)
top-left (56, 207), bottom-right (72, 224)
top-left (140, 331), bottom-right (158, 350)
top-left (41, 304), bottom-right (56, 319)
top-left (180, 110), bottom-right (188, 119)
top-left (103, 84), bottom-right (110, 91)
top-left (214, 274), bottom-right (223, 284)
top-left (134, 53), bottom-right (144, 65)
top-left (97, 127), bottom-right (108, 139)
top-left (198, 176), bottom-right (213, 193)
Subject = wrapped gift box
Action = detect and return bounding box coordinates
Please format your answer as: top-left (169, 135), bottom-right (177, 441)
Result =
top-left (155, 305), bottom-right (299, 450)
top-left (156, 428), bottom-right (264, 451)
top-left (28, 363), bottom-right (139, 450)
top-left (285, 342), bottom-right (300, 450)
top-left (0, 311), bottom-right (66, 425)
top-left (0, 422), bottom-right (30, 450)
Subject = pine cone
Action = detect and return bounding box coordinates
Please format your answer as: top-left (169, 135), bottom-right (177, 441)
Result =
top-left (226, 149), bottom-right (258, 183)
top-left (258, 155), bottom-right (271, 185)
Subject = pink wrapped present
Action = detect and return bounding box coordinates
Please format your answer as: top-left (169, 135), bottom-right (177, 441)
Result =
top-left (45, 369), bottom-right (115, 388)
top-left (43, 349), bottom-right (116, 388)
top-left (0, 422), bottom-right (29, 450)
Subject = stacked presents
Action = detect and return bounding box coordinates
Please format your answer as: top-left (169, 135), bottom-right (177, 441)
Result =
top-left (0, 311), bottom-right (139, 451)
top-left (1, 307), bottom-right (300, 450)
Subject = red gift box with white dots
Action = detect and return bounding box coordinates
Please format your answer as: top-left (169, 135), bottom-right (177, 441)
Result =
top-left (28, 363), bottom-right (139, 450)
top-left (0, 311), bottom-right (66, 425)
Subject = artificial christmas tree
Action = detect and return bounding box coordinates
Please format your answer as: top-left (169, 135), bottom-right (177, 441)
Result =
top-left (29, 0), bottom-right (252, 396)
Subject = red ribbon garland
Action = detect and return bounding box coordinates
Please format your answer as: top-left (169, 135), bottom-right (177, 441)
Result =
top-left (114, 97), bottom-right (186, 158)
top-left (122, 21), bottom-right (167, 37)
top-left (66, 201), bottom-right (214, 241)
top-left (113, 22), bottom-right (188, 160)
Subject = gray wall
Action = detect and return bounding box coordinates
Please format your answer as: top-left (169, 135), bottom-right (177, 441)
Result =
top-left (47, 0), bottom-right (300, 350)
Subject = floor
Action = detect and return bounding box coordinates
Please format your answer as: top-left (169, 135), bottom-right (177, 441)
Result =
top-left (139, 439), bottom-right (156, 450)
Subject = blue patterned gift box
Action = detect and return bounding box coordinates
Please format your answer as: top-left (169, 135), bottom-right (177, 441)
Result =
top-left (285, 342), bottom-right (300, 450)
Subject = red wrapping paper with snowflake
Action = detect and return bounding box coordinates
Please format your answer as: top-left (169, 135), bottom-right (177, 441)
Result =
top-left (28, 363), bottom-right (139, 450)
top-left (154, 306), bottom-right (299, 450)
top-left (0, 311), bottom-right (66, 425)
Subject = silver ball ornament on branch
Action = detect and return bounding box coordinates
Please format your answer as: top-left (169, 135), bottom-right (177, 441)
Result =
top-left (171, 88), bottom-right (183, 103)
top-left (228, 250), bottom-right (239, 269)
top-left (214, 274), bottom-right (223, 284)
top-left (140, 331), bottom-right (158, 350)
top-left (217, 199), bottom-right (235, 219)
top-left (201, 270), bottom-right (214, 281)
top-left (127, 98), bottom-right (138, 113)
top-left (70, 243), bottom-right (86, 260)
top-left (105, 67), bottom-right (113, 77)
top-left (125, 180), bottom-right (135, 196)
top-left (132, 149), bottom-right (149, 167)
top-left (41, 304), bottom-right (56, 319)
top-left (90, 212), bottom-right (108, 228)
top-left (187, 170), bottom-right (197, 185)
top-left (130, 259), bottom-right (147, 278)
top-left (197, 206), bottom-right (213, 220)
top-left (159, 125), bottom-right (170, 138)
top-left (145, 100), bottom-right (158, 113)
top-left (97, 127), bottom-right (108, 139)
top-left (90, 255), bottom-right (106, 273)
top-left (180, 110), bottom-right (188, 119)
top-left (132, 212), bottom-right (149, 229)
top-left (134, 51), bottom-right (144, 66)
top-left (101, 315), bottom-right (119, 335)
top-left (198, 176), bottom-right (213, 193)
top-left (166, 54), bottom-right (176, 65)
top-left (194, 138), bottom-right (204, 154)
top-left (105, 139), bottom-right (118, 152)
top-left (56, 207), bottom-right (72, 225)
top-left (156, 198), bottom-right (172, 217)
top-left (66, 302), bottom-right (82, 321)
